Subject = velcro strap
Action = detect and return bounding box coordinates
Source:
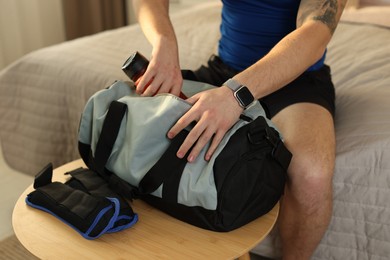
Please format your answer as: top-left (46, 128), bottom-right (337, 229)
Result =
top-left (66, 168), bottom-right (138, 231)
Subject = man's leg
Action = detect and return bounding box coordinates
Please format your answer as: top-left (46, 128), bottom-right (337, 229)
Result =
top-left (271, 103), bottom-right (335, 260)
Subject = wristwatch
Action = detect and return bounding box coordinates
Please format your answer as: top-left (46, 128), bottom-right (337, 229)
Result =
top-left (223, 78), bottom-right (255, 109)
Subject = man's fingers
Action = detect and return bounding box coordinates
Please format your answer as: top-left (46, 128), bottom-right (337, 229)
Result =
top-left (141, 71), bottom-right (165, 96)
top-left (168, 111), bottom-right (196, 139)
top-left (174, 119), bottom-right (205, 158)
top-left (168, 111), bottom-right (204, 161)
top-left (167, 87), bottom-right (242, 163)
top-left (186, 125), bottom-right (215, 162)
top-left (205, 130), bottom-right (225, 161)
top-left (136, 72), bottom-right (153, 95)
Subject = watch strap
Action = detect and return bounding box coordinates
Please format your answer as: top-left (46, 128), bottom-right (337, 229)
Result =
top-left (223, 78), bottom-right (242, 92)
top-left (223, 78), bottom-right (255, 109)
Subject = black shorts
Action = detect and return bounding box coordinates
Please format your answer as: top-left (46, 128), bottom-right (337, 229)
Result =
top-left (182, 55), bottom-right (336, 119)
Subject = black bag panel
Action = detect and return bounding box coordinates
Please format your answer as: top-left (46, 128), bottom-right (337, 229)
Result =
top-left (216, 150), bottom-right (286, 228)
top-left (141, 195), bottom-right (227, 231)
top-left (227, 154), bottom-right (286, 227)
top-left (213, 116), bottom-right (270, 191)
top-left (141, 191), bottom-right (276, 232)
top-left (216, 149), bottom-right (269, 227)
top-left (213, 116), bottom-right (287, 228)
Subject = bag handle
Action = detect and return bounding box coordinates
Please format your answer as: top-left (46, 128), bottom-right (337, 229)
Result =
top-left (83, 100), bottom-right (137, 199)
top-left (93, 101), bottom-right (127, 175)
top-left (137, 130), bottom-right (189, 202)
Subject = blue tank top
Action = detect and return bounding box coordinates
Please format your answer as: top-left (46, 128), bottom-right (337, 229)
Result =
top-left (218, 0), bottom-right (326, 72)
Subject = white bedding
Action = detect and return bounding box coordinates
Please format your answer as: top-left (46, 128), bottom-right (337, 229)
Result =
top-left (0, 3), bottom-right (389, 259)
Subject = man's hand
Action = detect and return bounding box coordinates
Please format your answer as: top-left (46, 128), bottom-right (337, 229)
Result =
top-left (135, 39), bottom-right (183, 97)
top-left (167, 86), bottom-right (244, 162)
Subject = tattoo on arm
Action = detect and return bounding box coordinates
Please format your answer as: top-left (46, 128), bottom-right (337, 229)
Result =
top-left (298, 0), bottom-right (347, 34)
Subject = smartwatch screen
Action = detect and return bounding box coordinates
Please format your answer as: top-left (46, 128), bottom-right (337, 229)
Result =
top-left (235, 86), bottom-right (254, 107)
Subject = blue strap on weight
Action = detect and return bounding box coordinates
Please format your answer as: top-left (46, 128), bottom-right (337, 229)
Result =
top-left (26, 195), bottom-right (121, 240)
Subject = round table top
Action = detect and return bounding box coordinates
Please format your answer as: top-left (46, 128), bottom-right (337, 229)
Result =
top-left (13, 159), bottom-right (278, 260)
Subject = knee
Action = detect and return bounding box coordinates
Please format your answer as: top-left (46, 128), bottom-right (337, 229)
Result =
top-left (286, 154), bottom-right (334, 208)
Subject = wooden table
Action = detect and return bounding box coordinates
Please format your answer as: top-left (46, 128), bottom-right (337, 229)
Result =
top-left (13, 159), bottom-right (278, 260)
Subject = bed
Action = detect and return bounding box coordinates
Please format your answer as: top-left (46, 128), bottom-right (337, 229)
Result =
top-left (0, 3), bottom-right (389, 259)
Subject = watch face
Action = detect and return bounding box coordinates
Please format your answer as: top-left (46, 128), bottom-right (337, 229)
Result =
top-left (235, 86), bottom-right (254, 107)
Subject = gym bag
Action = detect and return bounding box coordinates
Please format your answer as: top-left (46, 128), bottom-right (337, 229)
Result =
top-left (77, 80), bottom-right (292, 232)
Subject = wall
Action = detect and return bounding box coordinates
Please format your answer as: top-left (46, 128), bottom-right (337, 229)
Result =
top-left (0, 0), bottom-right (65, 70)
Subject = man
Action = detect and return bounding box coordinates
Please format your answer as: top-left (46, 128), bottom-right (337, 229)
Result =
top-left (133, 0), bottom-right (346, 259)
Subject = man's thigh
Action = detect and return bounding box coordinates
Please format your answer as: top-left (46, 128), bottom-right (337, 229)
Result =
top-left (271, 102), bottom-right (335, 195)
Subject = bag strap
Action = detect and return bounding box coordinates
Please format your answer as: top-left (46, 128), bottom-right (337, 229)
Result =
top-left (248, 116), bottom-right (292, 171)
top-left (82, 100), bottom-right (137, 199)
top-left (271, 138), bottom-right (292, 171)
top-left (137, 130), bottom-right (189, 202)
top-left (93, 101), bottom-right (127, 175)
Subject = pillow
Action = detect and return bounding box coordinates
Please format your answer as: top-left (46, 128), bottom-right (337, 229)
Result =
top-left (345, 0), bottom-right (390, 9)
top-left (341, 6), bottom-right (390, 27)
top-left (345, 0), bottom-right (360, 9)
top-left (361, 0), bottom-right (390, 6)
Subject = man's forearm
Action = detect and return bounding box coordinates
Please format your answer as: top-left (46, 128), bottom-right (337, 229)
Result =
top-left (233, 21), bottom-right (331, 100)
top-left (133, 0), bottom-right (178, 51)
top-left (233, 0), bottom-right (346, 100)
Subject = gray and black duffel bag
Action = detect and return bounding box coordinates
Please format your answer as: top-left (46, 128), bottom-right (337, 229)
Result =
top-left (78, 80), bottom-right (291, 232)
top-left (26, 79), bottom-right (291, 237)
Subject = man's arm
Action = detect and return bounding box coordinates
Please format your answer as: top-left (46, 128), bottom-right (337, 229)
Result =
top-left (233, 0), bottom-right (347, 99)
top-left (132, 0), bottom-right (182, 96)
top-left (168, 0), bottom-right (347, 162)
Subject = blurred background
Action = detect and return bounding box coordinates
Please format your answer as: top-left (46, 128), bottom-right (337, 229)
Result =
top-left (0, 0), bottom-right (385, 71)
top-left (0, 0), bottom-right (211, 71)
